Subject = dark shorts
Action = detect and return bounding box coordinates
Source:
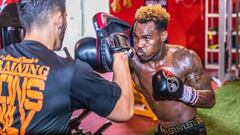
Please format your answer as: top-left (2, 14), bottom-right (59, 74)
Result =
top-left (155, 116), bottom-right (206, 135)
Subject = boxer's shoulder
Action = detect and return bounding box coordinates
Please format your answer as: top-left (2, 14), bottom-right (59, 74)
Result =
top-left (167, 45), bottom-right (192, 55)
top-left (167, 46), bottom-right (197, 68)
top-left (161, 45), bottom-right (202, 79)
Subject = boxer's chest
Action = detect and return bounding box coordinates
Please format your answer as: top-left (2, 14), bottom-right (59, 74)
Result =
top-left (136, 58), bottom-right (185, 99)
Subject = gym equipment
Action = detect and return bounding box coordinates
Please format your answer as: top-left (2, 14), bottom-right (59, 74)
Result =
top-left (0, 2), bottom-right (23, 48)
top-left (133, 81), bottom-right (158, 121)
top-left (69, 110), bottom-right (113, 135)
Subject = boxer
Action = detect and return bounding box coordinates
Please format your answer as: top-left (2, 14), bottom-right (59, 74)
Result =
top-left (130, 5), bottom-right (215, 135)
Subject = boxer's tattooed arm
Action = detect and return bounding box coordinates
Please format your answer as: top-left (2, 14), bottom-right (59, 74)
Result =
top-left (182, 51), bottom-right (211, 89)
top-left (185, 51), bottom-right (215, 108)
top-left (173, 48), bottom-right (196, 80)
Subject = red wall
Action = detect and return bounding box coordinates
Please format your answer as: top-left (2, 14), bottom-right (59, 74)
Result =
top-left (0, 0), bottom-right (18, 5)
top-left (110, 0), bottom-right (205, 60)
top-left (167, 0), bottom-right (205, 60)
top-left (109, 0), bottom-right (145, 24)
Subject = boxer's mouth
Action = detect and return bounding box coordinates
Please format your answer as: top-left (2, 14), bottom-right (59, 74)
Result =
top-left (136, 49), bottom-right (144, 56)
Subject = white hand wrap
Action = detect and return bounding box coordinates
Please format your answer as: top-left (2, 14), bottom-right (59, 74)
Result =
top-left (180, 85), bottom-right (199, 105)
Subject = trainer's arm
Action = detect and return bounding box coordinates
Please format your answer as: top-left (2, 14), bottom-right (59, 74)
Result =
top-left (106, 52), bottom-right (134, 122)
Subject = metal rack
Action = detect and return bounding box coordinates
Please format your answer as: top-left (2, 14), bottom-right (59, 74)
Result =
top-left (205, 0), bottom-right (240, 85)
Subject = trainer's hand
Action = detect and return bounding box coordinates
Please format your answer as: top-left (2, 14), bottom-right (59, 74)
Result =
top-left (107, 51), bottom-right (134, 122)
top-left (108, 32), bottom-right (133, 60)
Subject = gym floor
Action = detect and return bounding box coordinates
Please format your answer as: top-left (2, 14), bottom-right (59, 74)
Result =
top-left (73, 110), bottom-right (157, 135)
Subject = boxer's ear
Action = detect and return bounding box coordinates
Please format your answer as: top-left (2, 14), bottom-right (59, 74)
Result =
top-left (161, 31), bottom-right (168, 42)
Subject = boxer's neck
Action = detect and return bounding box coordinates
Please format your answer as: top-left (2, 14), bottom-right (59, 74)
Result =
top-left (151, 42), bottom-right (167, 63)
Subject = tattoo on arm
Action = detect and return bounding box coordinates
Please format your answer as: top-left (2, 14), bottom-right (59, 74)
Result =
top-left (185, 52), bottom-right (212, 90)
top-left (185, 51), bottom-right (215, 108)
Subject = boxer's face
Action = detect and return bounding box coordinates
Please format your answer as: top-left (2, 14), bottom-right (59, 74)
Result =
top-left (133, 21), bottom-right (165, 62)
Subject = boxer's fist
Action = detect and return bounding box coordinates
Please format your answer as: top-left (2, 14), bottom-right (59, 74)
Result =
top-left (152, 69), bottom-right (199, 105)
top-left (152, 69), bottom-right (184, 100)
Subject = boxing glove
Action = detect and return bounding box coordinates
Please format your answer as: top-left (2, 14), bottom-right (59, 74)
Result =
top-left (108, 32), bottom-right (133, 59)
top-left (74, 34), bottom-right (133, 73)
top-left (92, 12), bottom-right (132, 54)
top-left (152, 69), bottom-right (199, 105)
top-left (78, 12), bottom-right (132, 72)
top-left (75, 37), bottom-right (113, 73)
top-left (92, 12), bottom-right (130, 38)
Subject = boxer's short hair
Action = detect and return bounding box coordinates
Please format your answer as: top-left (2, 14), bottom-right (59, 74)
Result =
top-left (135, 5), bottom-right (170, 31)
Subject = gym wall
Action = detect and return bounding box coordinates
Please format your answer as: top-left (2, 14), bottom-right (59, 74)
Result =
top-left (61, 0), bottom-right (110, 57)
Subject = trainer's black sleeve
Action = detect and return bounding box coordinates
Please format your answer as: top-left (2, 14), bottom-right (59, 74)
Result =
top-left (70, 59), bottom-right (121, 117)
